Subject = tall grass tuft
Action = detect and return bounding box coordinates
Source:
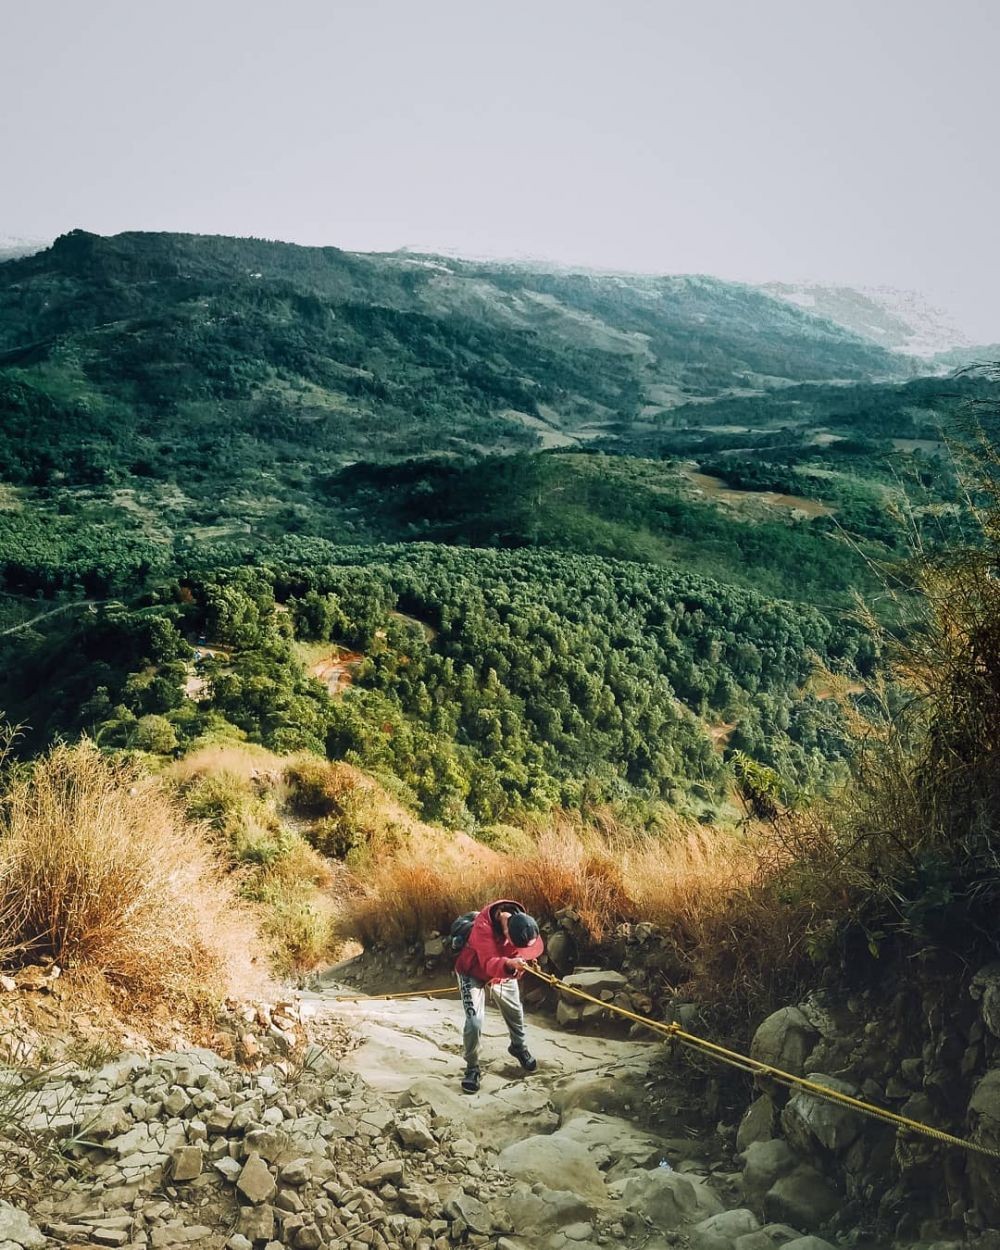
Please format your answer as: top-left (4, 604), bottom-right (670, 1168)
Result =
top-left (0, 741), bottom-right (262, 1010)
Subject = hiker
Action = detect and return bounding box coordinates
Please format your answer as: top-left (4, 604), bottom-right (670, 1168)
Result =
top-left (454, 898), bottom-right (544, 1093)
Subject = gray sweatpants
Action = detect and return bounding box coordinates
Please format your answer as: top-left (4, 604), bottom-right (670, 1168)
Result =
top-left (457, 974), bottom-right (526, 1068)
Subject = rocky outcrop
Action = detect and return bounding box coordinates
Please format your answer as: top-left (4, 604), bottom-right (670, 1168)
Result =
top-left (5, 1035), bottom-right (523, 1250)
top-left (724, 964), bottom-right (1000, 1248)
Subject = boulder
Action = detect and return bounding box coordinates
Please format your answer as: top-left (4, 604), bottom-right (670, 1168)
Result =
top-left (967, 1068), bottom-right (1000, 1224)
top-left (546, 930), bottom-right (577, 974)
top-left (782, 1239), bottom-right (837, 1250)
top-left (170, 1145), bottom-right (204, 1181)
top-left (763, 1166), bottom-right (839, 1232)
top-left (397, 1115), bottom-right (435, 1150)
top-left (734, 1234), bottom-right (779, 1250)
top-left (443, 1194), bottom-right (493, 1235)
top-left (557, 1108), bottom-right (667, 1178)
top-left (970, 964), bottom-right (1000, 1039)
top-left (235, 1204), bottom-right (275, 1243)
top-left (0, 1203), bottom-right (46, 1250)
top-left (556, 1000), bottom-right (583, 1028)
top-left (751, 1008), bottom-right (819, 1077)
top-left (550, 1073), bottom-right (649, 1120)
top-left (560, 969), bottom-right (628, 999)
top-left (618, 1168), bottom-right (724, 1231)
top-left (690, 1208), bottom-right (760, 1250)
top-left (740, 1139), bottom-right (796, 1209)
top-left (737, 1096), bottom-right (777, 1152)
top-left (781, 1074), bottom-right (862, 1156)
top-left (761, 1224), bottom-right (805, 1247)
top-left (502, 1184), bottom-right (599, 1236)
top-left (497, 1134), bottom-right (606, 1199)
top-left (243, 1128), bottom-right (288, 1163)
top-left (237, 1153), bottom-right (276, 1205)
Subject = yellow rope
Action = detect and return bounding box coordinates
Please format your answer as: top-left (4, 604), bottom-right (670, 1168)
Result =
top-left (524, 965), bottom-right (1000, 1163)
top-left (332, 986), bottom-right (459, 1003)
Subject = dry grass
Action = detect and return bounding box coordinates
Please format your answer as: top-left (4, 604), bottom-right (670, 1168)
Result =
top-left (0, 741), bottom-right (265, 1013)
top-left (338, 813), bottom-right (769, 953)
top-left (170, 747), bottom-right (352, 976)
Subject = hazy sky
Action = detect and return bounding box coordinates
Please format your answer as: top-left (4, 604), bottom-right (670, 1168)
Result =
top-left (3, 0), bottom-right (999, 337)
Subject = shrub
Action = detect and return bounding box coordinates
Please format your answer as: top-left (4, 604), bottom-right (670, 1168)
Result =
top-left (284, 756), bottom-right (394, 860)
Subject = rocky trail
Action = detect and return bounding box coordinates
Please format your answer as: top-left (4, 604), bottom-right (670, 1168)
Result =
top-left (0, 962), bottom-right (850, 1250)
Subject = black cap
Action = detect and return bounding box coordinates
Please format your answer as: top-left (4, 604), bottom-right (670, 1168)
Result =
top-left (508, 913), bottom-right (540, 949)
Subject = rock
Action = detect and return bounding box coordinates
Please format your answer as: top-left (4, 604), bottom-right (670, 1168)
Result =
top-left (691, 1209), bottom-right (760, 1250)
top-left (970, 964), bottom-right (1000, 1039)
top-left (560, 970), bottom-right (628, 999)
top-left (0, 975), bottom-right (16, 992)
top-left (207, 1105), bottom-right (236, 1135)
top-left (171, 1145), bottom-right (204, 1181)
top-left (556, 1000), bottom-right (583, 1028)
top-left (763, 1166), bottom-right (839, 1232)
top-left (162, 1087), bottom-right (191, 1117)
top-left (397, 1116), bottom-right (435, 1150)
top-left (736, 1096), bottom-right (777, 1152)
top-left (244, 1128), bottom-right (288, 1163)
top-left (443, 1195), bottom-right (493, 1235)
top-left (750, 1008), bottom-right (819, 1078)
top-left (734, 1234), bottom-right (779, 1250)
top-left (215, 1157), bottom-right (244, 1182)
top-left (546, 931), bottom-right (576, 974)
top-left (555, 1108), bottom-right (666, 1180)
top-left (740, 1139), bottom-right (795, 1209)
top-left (235, 1204), bottom-right (275, 1243)
top-left (968, 1068), bottom-right (1000, 1223)
top-left (278, 1158), bottom-right (312, 1186)
top-left (497, 1134), bottom-right (606, 1199)
top-left (356, 1107), bottom-right (394, 1137)
top-left (618, 1169), bottom-right (724, 1231)
top-left (237, 1153), bottom-right (277, 1205)
top-left (761, 1225), bottom-right (804, 1247)
top-left (361, 1159), bottom-right (404, 1187)
top-left (782, 1239), bottom-right (837, 1250)
top-left (0, 1203), bottom-right (46, 1250)
top-left (90, 1230), bottom-right (129, 1247)
top-left (398, 1185), bottom-right (438, 1218)
top-left (227, 1237), bottom-right (254, 1250)
top-left (84, 1102), bottom-right (133, 1140)
top-left (502, 1185), bottom-right (599, 1236)
top-left (423, 937), bottom-right (445, 959)
top-left (781, 1074), bottom-right (862, 1156)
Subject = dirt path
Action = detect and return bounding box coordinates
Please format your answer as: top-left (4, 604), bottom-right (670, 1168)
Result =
top-left (297, 978), bottom-right (741, 1247)
top-left (304, 984), bottom-right (660, 1149)
top-left (0, 597), bottom-right (105, 636)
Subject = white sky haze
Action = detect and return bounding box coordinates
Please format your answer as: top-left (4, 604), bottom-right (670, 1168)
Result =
top-left (3, 0), bottom-right (999, 337)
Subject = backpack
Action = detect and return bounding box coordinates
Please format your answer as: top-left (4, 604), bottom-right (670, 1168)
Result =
top-left (448, 911), bottom-right (477, 954)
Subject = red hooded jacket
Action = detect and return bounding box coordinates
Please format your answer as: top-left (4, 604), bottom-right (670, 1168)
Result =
top-left (455, 898), bottom-right (544, 984)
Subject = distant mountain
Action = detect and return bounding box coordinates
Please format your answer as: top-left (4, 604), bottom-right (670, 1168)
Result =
top-left (762, 282), bottom-right (970, 358)
top-left (0, 230), bottom-right (915, 489)
top-left (0, 235), bottom-right (49, 263)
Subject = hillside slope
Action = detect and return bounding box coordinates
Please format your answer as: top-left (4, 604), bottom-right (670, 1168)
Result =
top-left (0, 230), bottom-right (909, 484)
top-left (762, 280), bottom-right (972, 357)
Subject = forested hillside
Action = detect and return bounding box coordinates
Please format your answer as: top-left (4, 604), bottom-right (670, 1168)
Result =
top-left (0, 230), bottom-right (907, 488)
top-left (0, 229), bottom-right (990, 825)
top-left (0, 544), bottom-right (870, 826)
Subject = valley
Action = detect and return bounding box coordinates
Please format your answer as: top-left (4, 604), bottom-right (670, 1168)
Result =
top-left (2, 230), bottom-right (1000, 1248)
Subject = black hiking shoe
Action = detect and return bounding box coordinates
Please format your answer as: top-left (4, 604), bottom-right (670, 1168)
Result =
top-left (508, 1043), bottom-right (538, 1072)
top-left (461, 1066), bottom-right (481, 1093)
